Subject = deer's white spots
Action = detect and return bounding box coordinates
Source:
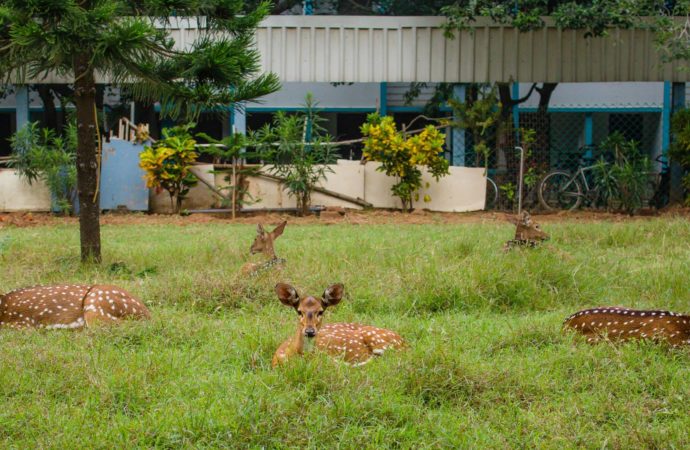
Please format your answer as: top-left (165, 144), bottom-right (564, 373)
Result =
top-left (45, 318), bottom-right (85, 330)
top-left (0, 284), bottom-right (149, 329)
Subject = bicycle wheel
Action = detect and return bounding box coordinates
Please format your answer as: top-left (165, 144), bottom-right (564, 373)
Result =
top-left (485, 177), bottom-right (498, 210)
top-left (538, 171), bottom-right (583, 211)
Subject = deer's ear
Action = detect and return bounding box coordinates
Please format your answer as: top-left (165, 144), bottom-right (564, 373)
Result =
top-left (271, 220), bottom-right (287, 239)
top-left (256, 224), bottom-right (265, 235)
top-left (322, 283), bottom-right (344, 308)
top-left (275, 283), bottom-right (300, 309)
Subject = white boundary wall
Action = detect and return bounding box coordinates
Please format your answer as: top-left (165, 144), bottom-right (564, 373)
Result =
top-left (0, 169), bottom-right (51, 212)
top-left (2, 162), bottom-right (486, 213)
top-left (202, 160), bottom-right (486, 213)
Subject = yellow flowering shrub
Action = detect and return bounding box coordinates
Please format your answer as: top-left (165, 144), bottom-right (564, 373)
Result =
top-left (361, 113), bottom-right (449, 211)
top-left (139, 124), bottom-right (198, 214)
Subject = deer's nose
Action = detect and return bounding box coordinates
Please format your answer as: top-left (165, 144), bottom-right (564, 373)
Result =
top-left (305, 328), bottom-right (316, 338)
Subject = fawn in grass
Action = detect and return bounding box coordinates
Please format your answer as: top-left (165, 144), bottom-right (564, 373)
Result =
top-left (564, 307), bottom-right (690, 346)
top-left (503, 211), bottom-right (550, 251)
top-left (272, 283), bottom-right (405, 367)
top-left (240, 221), bottom-right (287, 276)
top-left (0, 284), bottom-right (150, 329)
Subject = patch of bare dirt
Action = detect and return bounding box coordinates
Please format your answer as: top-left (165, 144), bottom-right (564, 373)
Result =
top-left (1, 206), bottom-right (689, 229)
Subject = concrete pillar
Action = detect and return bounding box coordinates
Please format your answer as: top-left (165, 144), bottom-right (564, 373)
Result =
top-left (233, 104), bottom-right (246, 135)
top-left (451, 84), bottom-right (466, 166)
top-left (670, 82), bottom-right (687, 204)
top-left (15, 85), bottom-right (30, 131)
top-left (379, 82), bottom-right (388, 116)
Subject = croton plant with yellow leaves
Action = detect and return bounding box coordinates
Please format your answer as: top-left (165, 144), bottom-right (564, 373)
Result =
top-left (361, 113), bottom-right (449, 211)
top-left (139, 124), bottom-right (198, 214)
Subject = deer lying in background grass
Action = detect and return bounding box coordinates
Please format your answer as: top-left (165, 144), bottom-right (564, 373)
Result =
top-left (564, 307), bottom-right (690, 346)
top-left (0, 284), bottom-right (150, 329)
top-left (272, 283), bottom-right (405, 367)
top-left (503, 211), bottom-right (550, 251)
top-left (241, 221), bottom-right (287, 276)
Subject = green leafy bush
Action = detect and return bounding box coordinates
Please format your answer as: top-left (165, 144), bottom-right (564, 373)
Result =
top-left (197, 131), bottom-right (262, 215)
top-left (139, 124), bottom-right (199, 214)
top-left (593, 132), bottom-right (652, 214)
top-left (361, 113), bottom-right (449, 211)
top-left (252, 94), bottom-right (337, 216)
top-left (8, 122), bottom-right (77, 215)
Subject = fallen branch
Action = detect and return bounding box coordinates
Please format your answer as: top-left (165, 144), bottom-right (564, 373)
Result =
top-left (191, 168), bottom-right (231, 202)
top-left (191, 164), bottom-right (372, 208)
top-left (255, 172), bottom-right (373, 208)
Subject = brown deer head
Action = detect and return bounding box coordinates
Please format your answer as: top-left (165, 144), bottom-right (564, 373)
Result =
top-left (249, 221), bottom-right (287, 258)
top-left (514, 211), bottom-right (549, 241)
top-left (275, 282), bottom-right (344, 338)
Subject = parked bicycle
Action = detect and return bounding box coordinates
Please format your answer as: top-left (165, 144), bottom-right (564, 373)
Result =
top-left (538, 148), bottom-right (670, 211)
top-left (538, 155), bottom-right (599, 211)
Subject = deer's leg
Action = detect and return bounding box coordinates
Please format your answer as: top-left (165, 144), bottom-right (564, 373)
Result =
top-left (82, 286), bottom-right (150, 325)
top-left (83, 309), bottom-right (120, 327)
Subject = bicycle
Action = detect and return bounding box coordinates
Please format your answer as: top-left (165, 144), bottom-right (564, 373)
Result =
top-left (539, 150), bottom-right (669, 212)
top-left (538, 151), bottom-right (601, 211)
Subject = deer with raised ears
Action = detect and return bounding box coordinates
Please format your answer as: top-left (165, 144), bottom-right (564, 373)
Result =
top-left (0, 284), bottom-right (150, 329)
top-left (503, 211), bottom-right (550, 251)
top-left (240, 221), bottom-right (287, 276)
top-left (272, 283), bottom-right (405, 367)
top-left (564, 307), bottom-right (690, 346)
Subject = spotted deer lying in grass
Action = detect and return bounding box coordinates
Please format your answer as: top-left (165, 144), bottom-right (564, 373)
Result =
top-left (503, 211), bottom-right (550, 251)
top-left (0, 284), bottom-right (150, 329)
top-left (272, 283), bottom-right (405, 367)
top-left (564, 307), bottom-right (690, 346)
top-left (240, 221), bottom-right (287, 276)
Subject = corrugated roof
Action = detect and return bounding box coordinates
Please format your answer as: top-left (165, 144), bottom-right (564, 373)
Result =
top-left (14, 16), bottom-right (690, 84)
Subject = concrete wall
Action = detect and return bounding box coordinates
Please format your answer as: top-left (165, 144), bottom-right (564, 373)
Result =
top-left (149, 164), bottom-right (218, 213)
top-left (195, 160), bottom-right (486, 213)
top-left (0, 169), bottom-right (51, 212)
top-left (2, 159), bottom-right (485, 213)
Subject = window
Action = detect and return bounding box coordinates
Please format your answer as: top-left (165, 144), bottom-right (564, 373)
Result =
top-left (609, 113), bottom-right (643, 143)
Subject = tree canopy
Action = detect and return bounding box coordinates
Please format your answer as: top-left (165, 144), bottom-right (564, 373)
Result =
top-left (0, 0), bottom-right (280, 118)
top-left (0, 0), bottom-right (280, 262)
top-left (441, 0), bottom-right (689, 62)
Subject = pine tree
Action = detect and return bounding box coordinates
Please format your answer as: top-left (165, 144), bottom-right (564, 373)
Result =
top-left (0, 0), bottom-right (280, 262)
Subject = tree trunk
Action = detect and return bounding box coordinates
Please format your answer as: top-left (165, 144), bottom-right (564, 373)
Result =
top-left (300, 192), bottom-right (310, 216)
top-left (176, 194), bottom-right (183, 215)
top-left (72, 53), bottom-right (102, 263)
top-left (35, 85), bottom-right (59, 131)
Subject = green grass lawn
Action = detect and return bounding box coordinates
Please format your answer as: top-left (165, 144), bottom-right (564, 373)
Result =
top-left (1, 218), bottom-right (690, 448)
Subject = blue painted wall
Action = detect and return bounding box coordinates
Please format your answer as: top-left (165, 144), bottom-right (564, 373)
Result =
top-left (99, 140), bottom-right (149, 211)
